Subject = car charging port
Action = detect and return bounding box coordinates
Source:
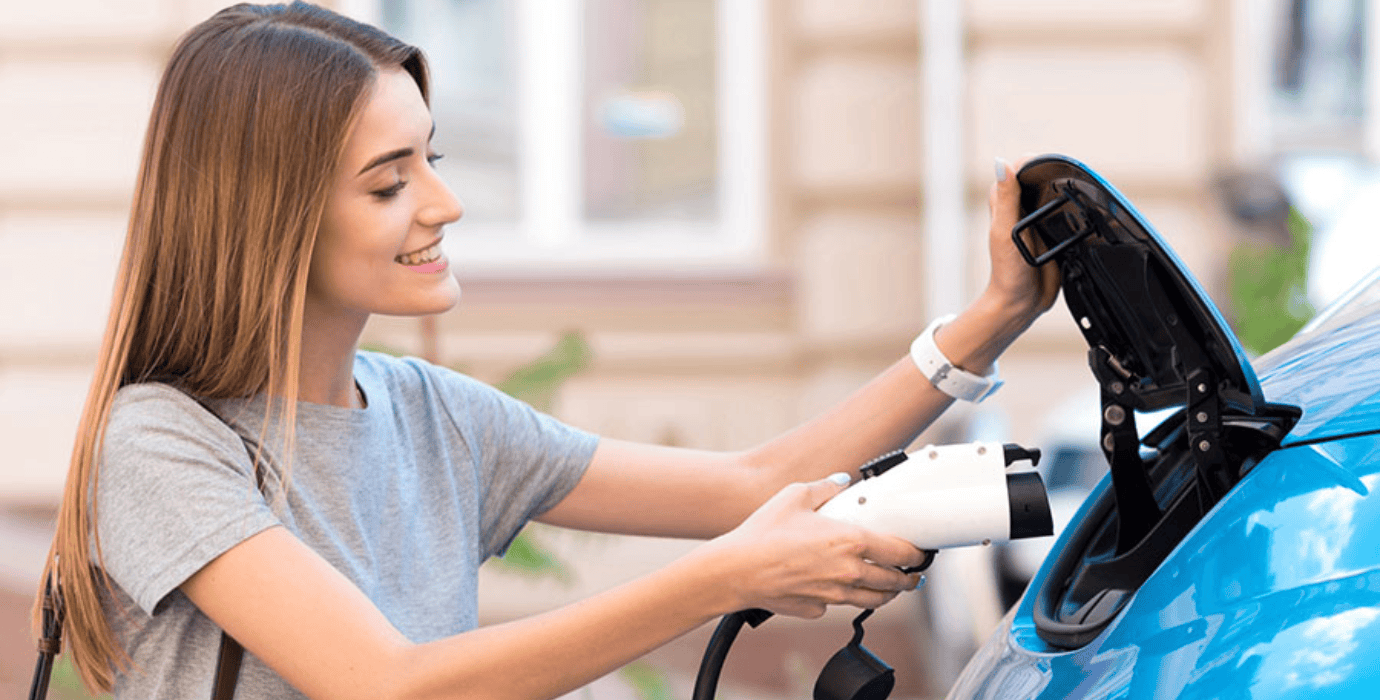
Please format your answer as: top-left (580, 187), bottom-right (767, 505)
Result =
top-left (1031, 403), bottom-right (1297, 648)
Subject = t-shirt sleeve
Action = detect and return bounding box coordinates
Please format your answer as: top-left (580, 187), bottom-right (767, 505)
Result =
top-left (419, 361), bottom-right (599, 558)
top-left (96, 384), bottom-right (281, 615)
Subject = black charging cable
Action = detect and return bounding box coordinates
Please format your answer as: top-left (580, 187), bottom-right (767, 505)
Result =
top-left (691, 550), bottom-right (934, 700)
top-left (692, 607), bottom-right (774, 700)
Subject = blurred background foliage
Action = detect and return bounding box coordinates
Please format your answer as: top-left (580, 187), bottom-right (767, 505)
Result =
top-left (1227, 206), bottom-right (1315, 356)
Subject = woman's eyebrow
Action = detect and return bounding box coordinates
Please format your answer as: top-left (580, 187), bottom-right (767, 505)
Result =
top-left (355, 123), bottom-right (437, 176)
top-left (357, 147), bottom-right (413, 176)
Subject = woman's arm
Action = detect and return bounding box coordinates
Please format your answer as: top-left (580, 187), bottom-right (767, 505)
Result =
top-left (540, 158), bottom-right (1060, 539)
top-left (182, 476), bottom-right (925, 700)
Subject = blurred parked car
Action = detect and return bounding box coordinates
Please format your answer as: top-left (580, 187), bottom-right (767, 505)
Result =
top-left (948, 155), bottom-right (1380, 699)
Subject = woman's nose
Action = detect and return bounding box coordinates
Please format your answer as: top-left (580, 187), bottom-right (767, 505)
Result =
top-left (420, 169), bottom-right (464, 227)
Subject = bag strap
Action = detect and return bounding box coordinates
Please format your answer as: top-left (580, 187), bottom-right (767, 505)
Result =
top-left (212, 634), bottom-right (245, 700)
top-left (27, 571), bottom-right (64, 700)
top-left (195, 391), bottom-right (252, 699)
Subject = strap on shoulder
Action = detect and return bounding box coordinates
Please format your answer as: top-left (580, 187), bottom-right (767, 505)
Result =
top-left (212, 633), bottom-right (244, 700)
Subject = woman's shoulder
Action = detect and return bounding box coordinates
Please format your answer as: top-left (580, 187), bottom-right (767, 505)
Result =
top-left (106, 382), bottom-right (240, 447)
top-left (110, 381), bottom-right (204, 421)
top-left (112, 380), bottom-right (195, 405)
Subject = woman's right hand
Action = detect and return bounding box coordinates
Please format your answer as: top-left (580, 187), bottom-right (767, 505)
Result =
top-left (698, 474), bottom-right (926, 619)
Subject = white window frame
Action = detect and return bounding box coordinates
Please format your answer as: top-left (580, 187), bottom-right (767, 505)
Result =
top-left (920, 0), bottom-right (966, 320)
top-left (1230, 0), bottom-right (1279, 163)
top-left (341, 0), bottom-right (767, 273)
top-left (1233, 0), bottom-right (1378, 160)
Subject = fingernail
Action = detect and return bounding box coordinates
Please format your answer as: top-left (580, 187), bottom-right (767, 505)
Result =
top-left (913, 574), bottom-right (926, 590)
top-left (994, 157), bottom-right (1010, 183)
top-left (827, 472), bottom-right (852, 486)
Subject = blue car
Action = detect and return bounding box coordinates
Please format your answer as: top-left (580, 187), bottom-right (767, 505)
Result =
top-left (948, 155), bottom-right (1380, 699)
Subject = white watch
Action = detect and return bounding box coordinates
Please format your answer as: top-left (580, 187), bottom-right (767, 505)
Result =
top-left (910, 314), bottom-right (1004, 403)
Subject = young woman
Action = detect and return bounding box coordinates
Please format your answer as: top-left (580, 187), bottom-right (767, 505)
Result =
top-left (40, 2), bottom-right (1059, 698)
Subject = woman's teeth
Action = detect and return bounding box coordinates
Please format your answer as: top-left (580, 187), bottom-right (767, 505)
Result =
top-left (396, 242), bottom-right (441, 266)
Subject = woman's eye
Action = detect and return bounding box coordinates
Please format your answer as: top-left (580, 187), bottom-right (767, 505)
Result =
top-left (426, 153), bottom-right (445, 166)
top-left (372, 181), bottom-right (406, 199)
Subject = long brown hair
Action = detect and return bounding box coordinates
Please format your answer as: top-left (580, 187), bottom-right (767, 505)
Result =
top-left (39, 2), bottom-right (429, 691)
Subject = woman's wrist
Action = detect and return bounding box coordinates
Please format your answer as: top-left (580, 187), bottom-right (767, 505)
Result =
top-left (974, 284), bottom-right (1047, 335)
top-left (930, 291), bottom-right (1043, 376)
top-left (677, 535), bottom-right (755, 616)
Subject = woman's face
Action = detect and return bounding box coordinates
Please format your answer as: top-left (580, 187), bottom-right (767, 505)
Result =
top-left (306, 68), bottom-right (463, 325)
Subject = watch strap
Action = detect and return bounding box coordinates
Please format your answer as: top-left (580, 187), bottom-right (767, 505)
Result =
top-left (910, 315), bottom-right (1004, 402)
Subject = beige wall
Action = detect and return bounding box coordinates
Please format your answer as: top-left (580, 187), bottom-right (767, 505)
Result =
top-left (0, 0), bottom-right (1240, 506)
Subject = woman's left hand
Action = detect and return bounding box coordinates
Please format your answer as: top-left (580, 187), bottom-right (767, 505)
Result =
top-left (984, 157), bottom-right (1061, 324)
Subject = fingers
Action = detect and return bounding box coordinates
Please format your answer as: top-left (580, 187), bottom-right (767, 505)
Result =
top-left (850, 559), bottom-right (922, 593)
top-left (771, 584), bottom-right (908, 619)
top-left (802, 472), bottom-right (853, 510)
top-left (783, 566), bottom-right (917, 617)
top-left (988, 156), bottom-right (1020, 237)
top-left (830, 586), bottom-right (904, 612)
top-left (858, 529), bottom-right (928, 571)
top-left (739, 474), bottom-right (849, 530)
top-left (802, 474), bottom-right (927, 572)
top-left (983, 153), bottom-right (1062, 316)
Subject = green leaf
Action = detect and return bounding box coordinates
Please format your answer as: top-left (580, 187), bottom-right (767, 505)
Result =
top-left (617, 661), bottom-right (675, 700)
top-left (486, 526), bottom-right (573, 583)
top-left (1227, 206), bottom-right (1316, 355)
top-left (50, 654), bottom-right (111, 699)
top-left (493, 332), bottom-right (593, 413)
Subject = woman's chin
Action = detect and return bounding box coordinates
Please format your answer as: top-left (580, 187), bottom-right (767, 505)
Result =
top-left (409, 298), bottom-right (460, 318)
top-left (405, 277), bottom-right (461, 315)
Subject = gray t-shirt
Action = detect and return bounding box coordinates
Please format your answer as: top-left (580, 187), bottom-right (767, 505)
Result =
top-left (95, 351), bottom-right (598, 699)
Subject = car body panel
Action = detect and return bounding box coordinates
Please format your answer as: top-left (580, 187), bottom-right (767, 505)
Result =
top-left (1258, 309), bottom-right (1380, 445)
top-left (953, 432), bottom-right (1380, 700)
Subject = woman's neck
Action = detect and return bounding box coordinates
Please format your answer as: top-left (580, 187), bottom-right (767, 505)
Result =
top-left (298, 305), bottom-right (370, 408)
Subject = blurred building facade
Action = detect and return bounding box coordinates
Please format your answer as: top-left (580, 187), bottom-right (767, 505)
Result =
top-left (0, 0), bottom-right (1277, 501)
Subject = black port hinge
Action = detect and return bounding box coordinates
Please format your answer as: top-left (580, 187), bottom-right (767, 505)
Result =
top-left (1185, 367), bottom-right (1230, 503)
top-left (1012, 182), bottom-right (1099, 267)
top-left (1094, 351), bottom-right (1162, 554)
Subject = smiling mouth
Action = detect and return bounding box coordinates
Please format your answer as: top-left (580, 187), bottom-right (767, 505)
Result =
top-left (396, 241), bottom-right (442, 266)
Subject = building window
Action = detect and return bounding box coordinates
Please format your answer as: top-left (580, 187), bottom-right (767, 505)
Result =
top-left (1271, 0), bottom-right (1367, 151)
top-left (341, 0), bottom-right (766, 270)
top-left (1233, 0), bottom-right (1379, 305)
